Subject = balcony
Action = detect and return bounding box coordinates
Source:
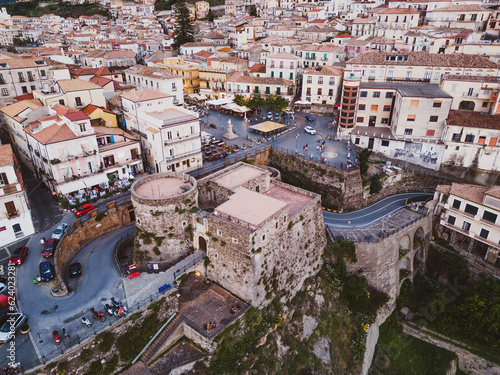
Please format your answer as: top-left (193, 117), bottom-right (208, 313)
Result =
top-left (164, 132), bottom-right (200, 146)
top-left (0, 183), bottom-right (21, 196)
top-left (304, 55), bottom-right (316, 60)
top-left (165, 149), bottom-right (202, 163)
top-left (7, 210), bottom-right (19, 219)
top-left (462, 91), bottom-right (479, 97)
top-left (18, 77), bottom-right (26, 83)
top-left (0, 78), bottom-right (5, 84)
top-left (386, 77), bottom-right (431, 83)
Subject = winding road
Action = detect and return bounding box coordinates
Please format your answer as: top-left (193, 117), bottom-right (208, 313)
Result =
top-left (322, 193), bottom-right (433, 229)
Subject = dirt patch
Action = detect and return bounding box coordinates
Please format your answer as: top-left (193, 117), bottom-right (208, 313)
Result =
top-left (149, 341), bottom-right (205, 374)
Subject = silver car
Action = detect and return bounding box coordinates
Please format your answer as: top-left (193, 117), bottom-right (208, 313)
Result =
top-left (51, 223), bottom-right (69, 240)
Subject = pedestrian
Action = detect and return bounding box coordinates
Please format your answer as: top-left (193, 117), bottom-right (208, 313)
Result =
top-left (37, 275), bottom-right (41, 284)
top-left (317, 145), bottom-right (320, 151)
top-left (33, 278), bottom-right (37, 286)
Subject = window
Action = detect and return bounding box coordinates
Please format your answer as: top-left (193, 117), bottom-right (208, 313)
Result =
top-left (328, 89), bottom-right (333, 96)
top-left (318, 77), bottom-right (323, 84)
top-left (489, 137), bottom-right (498, 146)
top-left (40, 70), bottom-right (46, 77)
top-left (407, 115), bottom-right (416, 121)
top-left (329, 77), bottom-right (335, 85)
top-left (360, 91), bottom-right (367, 97)
top-left (18, 72), bottom-right (24, 81)
top-left (385, 92), bottom-right (393, 98)
top-left (433, 101), bottom-right (442, 108)
top-left (307, 76), bottom-right (312, 83)
top-left (434, 72), bottom-right (440, 80)
top-left (290, 62), bottom-right (294, 69)
top-left (464, 134), bottom-right (475, 143)
top-left (452, 133), bottom-right (461, 142)
top-left (426, 130), bottom-right (435, 136)
top-left (482, 102), bottom-right (488, 108)
top-left (357, 117), bottom-right (364, 122)
top-left (447, 215), bottom-right (456, 225)
top-left (31, 85), bottom-right (35, 91)
top-left (317, 88), bottom-right (322, 95)
top-left (21, 86), bottom-right (27, 94)
top-left (462, 221), bottom-right (471, 231)
top-left (75, 97), bottom-right (82, 106)
top-left (482, 210), bottom-right (497, 223)
top-left (479, 228), bottom-right (489, 239)
top-left (279, 61), bottom-right (283, 68)
top-left (452, 199), bottom-right (461, 209)
top-left (5, 201), bottom-right (17, 217)
top-left (429, 116), bottom-right (438, 122)
top-left (381, 140), bottom-right (390, 147)
top-left (359, 104), bottom-right (366, 110)
top-left (464, 204), bottom-right (479, 216)
top-left (79, 123), bottom-right (86, 132)
top-left (1, 88), bottom-right (7, 96)
top-left (383, 105), bottom-right (391, 111)
top-left (410, 100), bottom-right (419, 107)
top-left (0, 172), bottom-right (8, 185)
top-left (477, 136), bottom-right (486, 145)
top-left (381, 118), bottom-right (389, 124)
top-left (371, 105), bottom-right (378, 111)
top-left (373, 91), bottom-right (380, 98)
top-left (404, 128), bottom-right (413, 135)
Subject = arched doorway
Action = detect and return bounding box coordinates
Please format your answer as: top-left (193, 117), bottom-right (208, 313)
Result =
top-left (199, 236), bottom-right (207, 251)
top-left (458, 100), bottom-right (475, 111)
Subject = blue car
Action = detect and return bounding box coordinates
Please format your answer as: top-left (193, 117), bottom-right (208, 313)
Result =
top-left (306, 115), bottom-right (314, 122)
top-left (39, 261), bottom-right (54, 281)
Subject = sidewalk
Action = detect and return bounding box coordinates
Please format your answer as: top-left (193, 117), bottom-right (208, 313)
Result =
top-left (122, 251), bottom-right (205, 311)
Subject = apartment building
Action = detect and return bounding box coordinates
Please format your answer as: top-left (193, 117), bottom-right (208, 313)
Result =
top-left (82, 50), bottom-right (137, 68)
top-left (301, 66), bottom-right (343, 107)
top-left (441, 110), bottom-right (500, 172)
top-left (439, 75), bottom-right (500, 114)
top-left (121, 89), bottom-right (202, 173)
top-left (375, 8), bottom-right (420, 40)
top-left (265, 52), bottom-right (301, 83)
top-left (0, 144), bottom-right (35, 246)
top-left (125, 65), bottom-right (183, 105)
top-left (294, 44), bottom-right (345, 69)
top-left (434, 183), bottom-right (500, 264)
top-left (228, 71), bottom-right (295, 101)
top-left (348, 17), bottom-right (375, 37)
top-left (0, 57), bottom-right (70, 108)
top-left (344, 52), bottom-right (500, 84)
top-left (426, 5), bottom-right (492, 31)
top-left (33, 79), bottom-right (106, 109)
top-left (1, 99), bottom-right (44, 170)
top-left (196, 1), bottom-right (210, 19)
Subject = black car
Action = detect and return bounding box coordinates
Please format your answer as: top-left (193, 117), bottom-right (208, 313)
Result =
top-left (69, 262), bottom-right (81, 278)
top-left (39, 261), bottom-right (54, 281)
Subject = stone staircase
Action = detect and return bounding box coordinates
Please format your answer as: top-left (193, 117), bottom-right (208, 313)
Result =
top-left (141, 315), bottom-right (182, 364)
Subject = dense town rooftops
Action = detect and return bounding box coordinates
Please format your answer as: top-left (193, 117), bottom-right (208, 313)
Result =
top-left (304, 66), bottom-right (343, 76)
top-left (180, 42), bottom-right (214, 47)
top-left (0, 99), bottom-right (43, 121)
top-left (379, 8), bottom-right (420, 14)
top-left (298, 43), bottom-right (342, 52)
top-left (57, 79), bottom-right (102, 93)
top-left (442, 74), bottom-right (500, 83)
top-left (436, 183), bottom-right (489, 204)
top-left (347, 52), bottom-right (500, 69)
top-left (25, 123), bottom-right (80, 144)
top-left (228, 72), bottom-right (292, 85)
top-left (267, 52), bottom-right (300, 60)
top-left (447, 110), bottom-right (500, 130)
top-left (429, 4), bottom-right (491, 12)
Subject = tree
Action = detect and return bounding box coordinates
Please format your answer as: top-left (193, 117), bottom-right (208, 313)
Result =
top-left (172, 0), bottom-right (194, 51)
top-left (234, 94), bottom-right (248, 107)
top-left (274, 96), bottom-right (289, 113)
top-left (247, 94), bottom-right (264, 110)
top-left (264, 94), bottom-right (276, 111)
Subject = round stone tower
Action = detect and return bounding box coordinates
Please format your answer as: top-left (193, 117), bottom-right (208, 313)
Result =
top-left (131, 172), bottom-right (198, 265)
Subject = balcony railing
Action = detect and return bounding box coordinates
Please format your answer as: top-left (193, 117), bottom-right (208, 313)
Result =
top-left (462, 91), bottom-right (479, 97)
top-left (0, 183), bottom-right (21, 196)
top-left (386, 77), bottom-right (431, 83)
top-left (164, 132), bottom-right (200, 146)
top-left (165, 149), bottom-right (201, 162)
top-left (18, 77), bottom-right (26, 82)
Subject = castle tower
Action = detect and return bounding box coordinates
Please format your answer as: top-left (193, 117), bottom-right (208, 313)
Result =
top-left (338, 74), bottom-right (360, 129)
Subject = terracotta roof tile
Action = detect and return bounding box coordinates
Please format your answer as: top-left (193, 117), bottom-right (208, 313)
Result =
top-left (25, 123), bottom-right (78, 144)
top-left (0, 99), bottom-right (43, 120)
top-left (57, 79), bottom-right (102, 93)
top-left (121, 89), bottom-right (170, 102)
top-left (449, 183), bottom-right (488, 204)
top-left (0, 144), bottom-right (14, 168)
top-left (447, 110), bottom-right (500, 130)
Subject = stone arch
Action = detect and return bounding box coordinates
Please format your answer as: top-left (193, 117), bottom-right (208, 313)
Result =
top-left (413, 227), bottom-right (426, 273)
top-left (199, 236), bottom-right (207, 251)
top-left (399, 235), bottom-right (410, 250)
top-left (458, 100), bottom-right (475, 111)
top-left (399, 256), bottom-right (412, 284)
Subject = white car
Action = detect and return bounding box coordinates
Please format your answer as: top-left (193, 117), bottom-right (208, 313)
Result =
top-left (0, 313), bottom-right (28, 343)
top-left (267, 111), bottom-right (273, 119)
top-left (305, 126), bottom-right (317, 135)
top-left (51, 223), bottom-right (69, 240)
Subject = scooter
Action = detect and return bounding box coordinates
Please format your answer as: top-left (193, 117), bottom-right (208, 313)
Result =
top-left (52, 330), bottom-right (60, 344)
top-left (81, 317), bottom-right (92, 327)
top-left (62, 327), bottom-right (70, 338)
top-left (104, 304), bottom-right (115, 316)
top-left (111, 298), bottom-right (128, 314)
top-left (90, 308), bottom-right (106, 321)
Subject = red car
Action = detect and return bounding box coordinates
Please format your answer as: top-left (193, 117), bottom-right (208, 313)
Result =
top-left (8, 246), bottom-right (29, 265)
top-left (74, 203), bottom-right (95, 217)
top-left (42, 238), bottom-right (57, 258)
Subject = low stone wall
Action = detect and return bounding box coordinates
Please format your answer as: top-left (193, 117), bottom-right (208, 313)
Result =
top-left (52, 201), bottom-right (135, 297)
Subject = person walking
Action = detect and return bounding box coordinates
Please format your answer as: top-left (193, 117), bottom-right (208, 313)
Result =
top-left (33, 277), bottom-right (37, 286)
top-left (37, 275), bottom-right (41, 284)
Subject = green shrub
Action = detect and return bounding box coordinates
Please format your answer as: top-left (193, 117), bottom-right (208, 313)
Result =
top-left (204, 256), bottom-right (210, 266)
top-left (94, 212), bottom-right (105, 222)
top-left (97, 331), bottom-right (114, 353)
top-left (116, 313), bottom-right (162, 362)
top-left (153, 246), bottom-right (161, 256)
top-left (80, 348), bottom-right (93, 362)
top-left (86, 360), bottom-right (104, 375)
top-left (104, 354), bottom-right (118, 375)
top-left (45, 362), bottom-right (58, 370)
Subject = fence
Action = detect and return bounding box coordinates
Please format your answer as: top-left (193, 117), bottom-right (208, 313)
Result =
top-left (114, 231), bottom-right (134, 277)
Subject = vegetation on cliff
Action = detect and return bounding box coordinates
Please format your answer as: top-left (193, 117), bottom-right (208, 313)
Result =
top-left (5, 0), bottom-right (109, 19)
top-left (189, 240), bottom-right (388, 374)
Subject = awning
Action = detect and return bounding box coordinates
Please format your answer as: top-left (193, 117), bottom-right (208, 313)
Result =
top-left (206, 98), bottom-right (233, 106)
top-left (58, 179), bottom-right (86, 195)
top-left (82, 174), bottom-right (109, 188)
top-left (249, 121), bottom-right (286, 135)
top-left (188, 93), bottom-right (208, 101)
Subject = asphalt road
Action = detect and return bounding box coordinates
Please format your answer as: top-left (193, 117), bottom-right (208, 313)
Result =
top-left (322, 193), bottom-right (433, 229)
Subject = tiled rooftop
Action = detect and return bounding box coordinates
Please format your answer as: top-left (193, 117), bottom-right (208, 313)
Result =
top-left (447, 110), bottom-right (500, 130)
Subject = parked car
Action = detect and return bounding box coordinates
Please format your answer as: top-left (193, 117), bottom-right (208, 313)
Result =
top-left (39, 261), bottom-right (54, 281)
top-left (267, 111), bottom-right (273, 119)
top-left (74, 204), bottom-right (94, 217)
top-left (0, 313), bottom-right (28, 343)
top-left (305, 126), bottom-right (317, 135)
top-left (306, 115), bottom-right (314, 122)
top-left (69, 262), bottom-right (81, 278)
top-left (42, 238), bottom-right (57, 258)
top-left (51, 223), bottom-right (69, 240)
top-left (274, 112), bottom-right (280, 120)
top-left (8, 246), bottom-right (29, 265)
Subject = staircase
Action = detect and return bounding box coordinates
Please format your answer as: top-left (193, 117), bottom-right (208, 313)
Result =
top-left (141, 315), bottom-right (183, 364)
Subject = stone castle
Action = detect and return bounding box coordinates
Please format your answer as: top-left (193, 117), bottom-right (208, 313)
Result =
top-left (131, 162), bottom-right (327, 306)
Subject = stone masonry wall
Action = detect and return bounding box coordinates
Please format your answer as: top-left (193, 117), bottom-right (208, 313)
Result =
top-left (131, 173), bottom-right (198, 265)
top-left (268, 149), bottom-right (364, 210)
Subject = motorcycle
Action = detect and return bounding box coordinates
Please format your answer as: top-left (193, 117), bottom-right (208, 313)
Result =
top-left (104, 304), bottom-right (115, 316)
top-left (62, 327), bottom-right (70, 338)
top-left (52, 330), bottom-right (60, 344)
top-left (111, 297), bottom-right (128, 315)
top-left (81, 317), bottom-right (92, 327)
top-left (90, 308), bottom-right (106, 321)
